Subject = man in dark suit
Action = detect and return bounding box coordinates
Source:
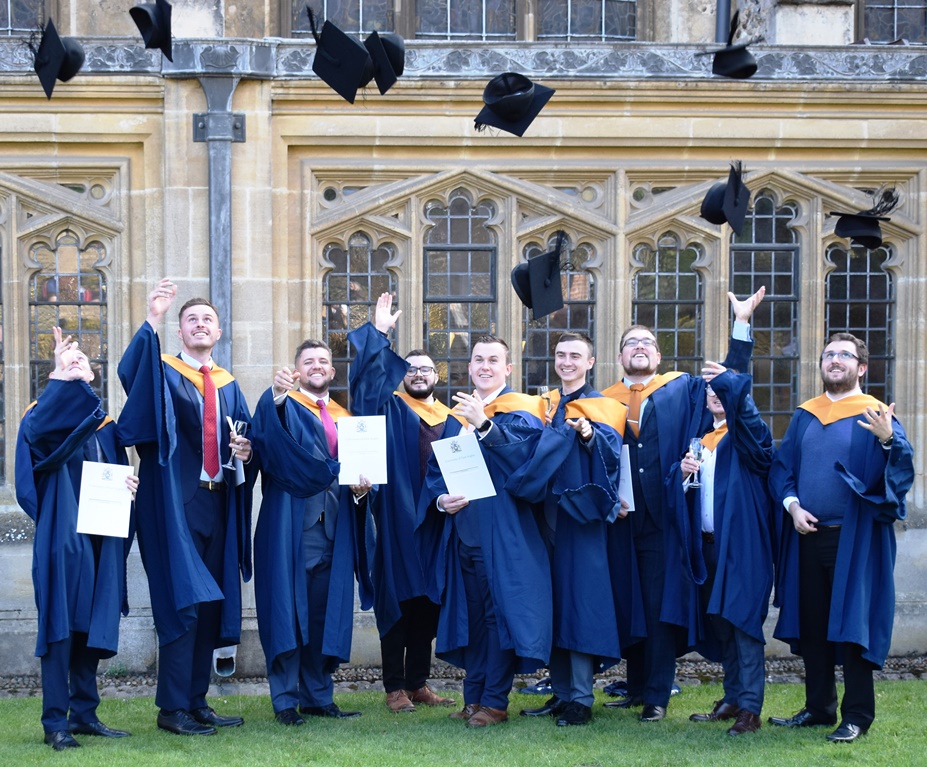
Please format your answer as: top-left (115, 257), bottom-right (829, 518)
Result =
top-left (250, 339), bottom-right (373, 726)
top-left (602, 287), bottom-right (764, 723)
top-left (118, 279), bottom-right (254, 736)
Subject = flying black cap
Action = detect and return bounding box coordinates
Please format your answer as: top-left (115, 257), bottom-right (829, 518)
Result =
top-left (130, 0), bottom-right (173, 63)
top-left (700, 162), bottom-right (751, 237)
top-left (830, 186), bottom-right (901, 249)
top-left (32, 19), bottom-right (85, 99)
top-left (364, 31), bottom-right (404, 95)
top-left (700, 11), bottom-right (761, 80)
top-left (511, 231), bottom-right (567, 321)
top-left (474, 72), bottom-right (555, 137)
top-left (306, 8), bottom-right (374, 104)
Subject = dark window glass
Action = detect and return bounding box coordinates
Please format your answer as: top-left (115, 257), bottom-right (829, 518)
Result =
top-left (0, 1), bottom-right (44, 35)
top-left (292, 0), bottom-right (394, 36)
top-left (538, 0), bottom-right (636, 41)
top-left (863, 0), bottom-right (927, 43)
top-left (417, 0), bottom-right (517, 40)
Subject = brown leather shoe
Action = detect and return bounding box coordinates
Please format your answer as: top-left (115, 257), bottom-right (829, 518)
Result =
top-left (407, 685), bottom-right (455, 706)
top-left (449, 703), bottom-right (480, 721)
top-left (690, 699), bottom-right (741, 722)
top-left (466, 706), bottom-right (508, 728)
top-left (728, 710), bottom-right (762, 735)
top-left (386, 690), bottom-right (416, 712)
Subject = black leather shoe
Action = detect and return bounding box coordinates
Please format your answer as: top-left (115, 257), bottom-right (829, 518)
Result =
top-left (191, 706), bottom-right (244, 728)
top-left (45, 731), bottom-right (81, 750)
top-left (556, 701), bottom-right (592, 726)
top-left (157, 709), bottom-right (217, 736)
top-left (275, 708), bottom-right (305, 726)
top-left (768, 708), bottom-right (836, 728)
top-left (689, 699), bottom-right (741, 722)
top-left (299, 703), bottom-right (362, 719)
top-left (826, 722), bottom-right (868, 743)
top-left (69, 720), bottom-right (131, 737)
top-left (640, 704), bottom-right (667, 722)
top-left (604, 696), bottom-right (643, 709)
top-left (520, 696), bottom-right (564, 717)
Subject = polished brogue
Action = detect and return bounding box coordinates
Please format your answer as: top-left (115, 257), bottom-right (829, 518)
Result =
top-left (826, 722), bottom-right (868, 743)
top-left (466, 706), bottom-right (508, 727)
top-left (157, 709), bottom-right (217, 736)
top-left (689, 699), bottom-right (741, 722)
top-left (191, 706), bottom-right (244, 728)
top-left (44, 731), bottom-right (81, 750)
top-left (449, 703), bottom-right (480, 721)
top-left (727, 710), bottom-right (762, 735)
top-left (386, 690), bottom-right (416, 712)
top-left (407, 685), bottom-right (455, 706)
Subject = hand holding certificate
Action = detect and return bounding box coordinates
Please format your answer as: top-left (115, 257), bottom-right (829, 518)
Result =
top-left (76, 461), bottom-right (135, 538)
top-left (337, 415), bottom-right (388, 485)
top-left (431, 432), bottom-right (496, 501)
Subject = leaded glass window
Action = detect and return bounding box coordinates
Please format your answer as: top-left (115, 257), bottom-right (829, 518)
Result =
top-left (29, 230), bottom-right (108, 408)
top-left (321, 232), bottom-right (397, 407)
top-left (631, 233), bottom-right (703, 375)
top-left (417, 0), bottom-right (517, 40)
top-left (825, 242), bottom-right (894, 404)
top-left (292, 0), bottom-right (393, 36)
top-left (423, 189), bottom-right (497, 406)
top-left (731, 192), bottom-right (800, 441)
top-left (522, 234), bottom-right (596, 393)
top-left (0, 1), bottom-right (43, 35)
top-left (538, 0), bottom-right (636, 41)
top-left (862, 0), bottom-right (927, 43)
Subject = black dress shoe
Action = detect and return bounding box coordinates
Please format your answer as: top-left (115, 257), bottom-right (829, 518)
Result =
top-left (157, 709), bottom-right (217, 736)
top-left (191, 706), bottom-right (244, 728)
top-left (640, 704), bottom-right (667, 722)
top-left (44, 731), bottom-right (81, 750)
top-left (826, 722), bottom-right (868, 743)
top-left (69, 720), bottom-right (131, 737)
top-left (556, 701), bottom-right (592, 727)
top-left (768, 708), bottom-right (836, 728)
top-left (689, 699), bottom-right (741, 722)
top-left (275, 708), bottom-right (305, 726)
top-left (300, 703), bottom-right (362, 719)
top-left (604, 695), bottom-right (643, 709)
top-left (520, 696), bottom-right (564, 717)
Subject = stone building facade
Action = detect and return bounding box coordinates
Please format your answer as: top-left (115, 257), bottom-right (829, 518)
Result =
top-left (0, 0), bottom-right (925, 676)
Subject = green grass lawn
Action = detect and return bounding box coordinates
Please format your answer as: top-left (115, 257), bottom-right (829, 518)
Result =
top-left (3, 681), bottom-right (924, 767)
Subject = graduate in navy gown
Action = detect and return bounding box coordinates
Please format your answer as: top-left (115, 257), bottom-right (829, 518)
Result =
top-left (117, 279), bottom-right (254, 736)
top-left (250, 339), bottom-right (373, 726)
top-left (16, 327), bottom-right (138, 750)
top-left (419, 336), bottom-right (551, 728)
top-left (346, 293), bottom-right (458, 713)
top-left (768, 333), bottom-right (914, 743)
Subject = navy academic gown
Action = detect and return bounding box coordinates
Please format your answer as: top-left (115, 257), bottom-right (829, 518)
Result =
top-left (347, 322), bottom-right (447, 637)
top-left (418, 394), bottom-right (552, 673)
top-left (664, 371), bottom-right (775, 659)
top-left (16, 380), bottom-right (133, 659)
top-left (769, 399), bottom-right (914, 667)
top-left (251, 389), bottom-right (373, 671)
top-left (116, 322), bottom-right (253, 648)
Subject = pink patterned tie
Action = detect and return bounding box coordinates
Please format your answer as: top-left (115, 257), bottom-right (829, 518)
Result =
top-left (318, 399), bottom-right (338, 458)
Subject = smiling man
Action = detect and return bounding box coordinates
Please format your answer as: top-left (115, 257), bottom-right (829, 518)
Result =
top-left (118, 279), bottom-right (254, 736)
top-left (768, 333), bottom-right (914, 743)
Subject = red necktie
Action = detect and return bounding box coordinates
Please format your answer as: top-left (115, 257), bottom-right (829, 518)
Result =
top-left (318, 399), bottom-right (338, 458)
top-left (200, 365), bottom-right (221, 476)
top-left (627, 383), bottom-right (645, 438)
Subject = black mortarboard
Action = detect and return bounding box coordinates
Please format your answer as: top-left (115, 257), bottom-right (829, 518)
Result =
top-left (511, 231), bottom-right (566, 321)
top-left (700, 162), bottom-right (751, 237)
top-left (363, 31), bottom-right (404, 95)
top-left (32, 19), bottom-right (85, 100)
top-left (700, 11), bottom-right (761, 80)
top-left (830, 186), bottom-right (900, 250)
top-left (474, 72), bottom-right (555, 137)
top-left (306, 8), bottom-right (374, 104)
top-left (130, 0), bottom-right (173, 63)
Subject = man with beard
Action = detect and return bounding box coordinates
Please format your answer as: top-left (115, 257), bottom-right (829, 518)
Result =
top-left (250, 339), bottom-right (373, 725)
top-left (346, 293), bottom-right (458, 713)
top-left (768, 333), bottom-right (913, 743)
top-left (602, 287), bottom-right (764, 723)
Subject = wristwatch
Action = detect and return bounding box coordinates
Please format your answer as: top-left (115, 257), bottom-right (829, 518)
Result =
top-left (476, 419), bottom-right (492, 434)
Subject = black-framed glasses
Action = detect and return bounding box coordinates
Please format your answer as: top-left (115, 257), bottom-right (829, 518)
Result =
top-left (821, 350), bottom-right (859, 362)
top-left (406, 365), bottom-right (436, 376)
top-left (622, 337), bottom-right (658, 349)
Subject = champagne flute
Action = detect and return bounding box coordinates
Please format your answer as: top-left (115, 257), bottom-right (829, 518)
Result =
top-left (223, 417), bottom-right (249, 470)
top-left (538, 385), bottom-right (552, 419)
top-left (688, 437), bottom-right (704, 488)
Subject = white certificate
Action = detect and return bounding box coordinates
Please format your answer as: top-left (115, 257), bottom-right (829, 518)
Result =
top-left (431, 432), bottom-right (496, 501)
top-left (618, 444), bottom-right (636, 512)
top-left (76, 461), bottom-right (134, 538)
top-left (337, 415), bottom-right (388, 485)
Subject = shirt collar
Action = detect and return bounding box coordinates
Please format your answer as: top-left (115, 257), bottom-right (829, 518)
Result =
top-left (481, 384), bottom-right (507, 404)
top-left (180, 350), bottom-right (213, 370)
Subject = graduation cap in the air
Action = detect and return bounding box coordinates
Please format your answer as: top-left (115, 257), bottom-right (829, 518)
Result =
top-left (306, 7), bottom-right (374, 104)
top-left (700, 162), bottom-right (751, 237)
top-left (511, 231), bottom-right (567, 321)
top-left (698, 11), bottom-right (762, 80)
top-left (363, 31), bottom-right (404, 95)
top-left (30, 19), bottom-right (85, 100)
top-left (130, 0), bottom-right (173, 63)
top-left (474, 72), bottom-right (555, 137)
top-left (830, 186), bottom-right (901, 250)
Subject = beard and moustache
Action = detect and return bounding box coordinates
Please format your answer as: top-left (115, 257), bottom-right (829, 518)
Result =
top-left (406, 379), bottom-right (435, 400)
top-left (821, 364), bottom-right (860, 396)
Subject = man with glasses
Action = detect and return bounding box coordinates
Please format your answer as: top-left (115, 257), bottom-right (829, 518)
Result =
top-left (347, 294), bottom-right (458, 713)
top-left (767, 333), bottom-right (913, 743)
top-left (602, 287), bottom-right (765, 723)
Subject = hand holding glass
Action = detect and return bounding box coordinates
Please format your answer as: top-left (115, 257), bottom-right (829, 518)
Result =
top-left (224, 418), bottom-right (249, 469)
top-left (688, 438), bottom-right (704, 488)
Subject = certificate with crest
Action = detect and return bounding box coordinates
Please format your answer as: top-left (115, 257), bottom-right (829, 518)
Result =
top-left (431, 432), bottom-right (496, 501)
top-left (337, 415), bottom-right (388, 485)
top-left (76, 461), bottom-right (134, 538)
